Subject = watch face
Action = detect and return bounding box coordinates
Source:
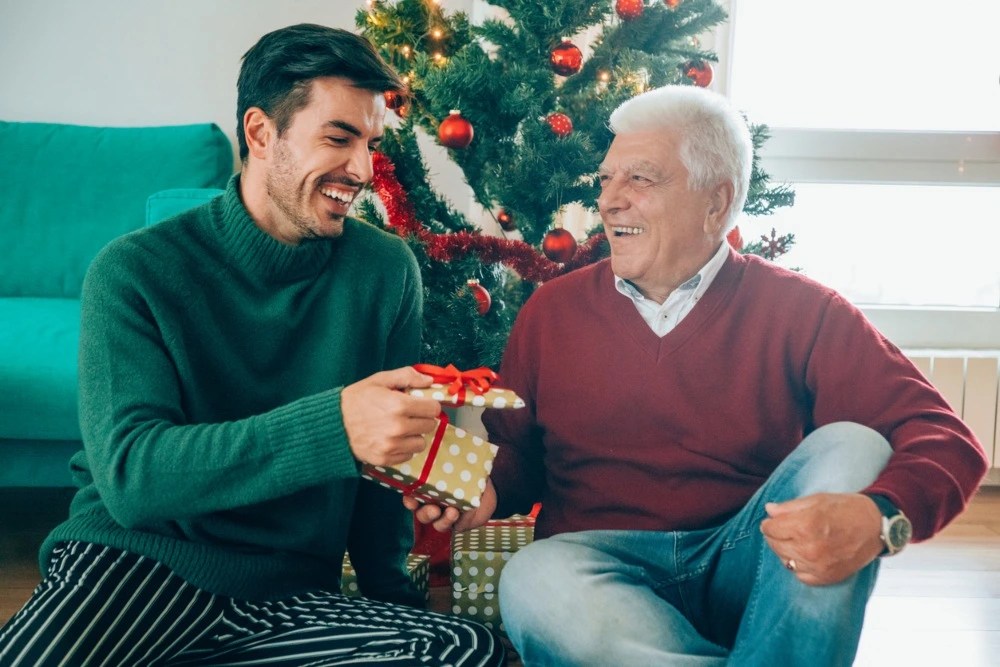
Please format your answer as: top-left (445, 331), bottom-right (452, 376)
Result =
top-left (888, 515), bottom-right (913, 550)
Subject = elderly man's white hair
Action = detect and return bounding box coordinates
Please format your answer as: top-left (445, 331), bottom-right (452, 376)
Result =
top-left (608, 85), bottom-right (752, 232)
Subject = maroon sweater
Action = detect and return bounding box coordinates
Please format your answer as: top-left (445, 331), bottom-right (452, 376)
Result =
top-left (484, 251), bottom-right (988, 542)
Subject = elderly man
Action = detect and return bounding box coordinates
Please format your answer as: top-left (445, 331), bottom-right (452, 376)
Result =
top-left (0, 24), bottom-right (504, 666)
top-left (412, 85), bottom-right (987, 666)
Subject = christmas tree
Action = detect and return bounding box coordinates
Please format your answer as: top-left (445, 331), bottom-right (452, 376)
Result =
top-left (356, 0), bottom-right (794, 370)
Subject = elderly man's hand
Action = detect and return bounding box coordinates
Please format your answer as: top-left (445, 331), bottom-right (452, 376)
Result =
top-left (760, 492), bottom-right (886, 586)
top-left (403, 478), bottom-right (498, 533)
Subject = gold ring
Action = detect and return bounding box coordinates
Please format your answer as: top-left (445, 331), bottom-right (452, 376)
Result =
top-left (785, 558), bottom-right (797, 572)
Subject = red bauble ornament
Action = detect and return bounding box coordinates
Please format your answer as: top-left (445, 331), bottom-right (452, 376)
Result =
top-left (683, 60), bottom-right (714, 88)
top-left (384, 90), bottom-right (406, 111)
top-left (665, 0), bottom-right (682, 7)
top-left (384, 90), bottom-right (408, 118)
top-left (550, 40), bottom-right (583, 76)
top-left (466, 279), bottom-right (491, 315)
top-left (546, 112), bottom-right (573, 138)
top-left (438, 110), bottom-right (474, 149)
top-left (542, 227), bottom-right (577, 263)
top-left (726, 225), bottom-right (744, 251)
top-left (497, 209), bottom-right (516, 231)
top-left (616, 0), bottom-right (645, 20)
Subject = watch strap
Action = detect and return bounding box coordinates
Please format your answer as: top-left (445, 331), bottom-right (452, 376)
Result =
top-left (866, 493), bottom-right (910, 556)
top-left (867, 493), bottom-right (900, 519)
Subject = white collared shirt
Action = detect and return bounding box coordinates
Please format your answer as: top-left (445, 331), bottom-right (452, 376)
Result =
top-left (614, 242), bottom-right (730, 337)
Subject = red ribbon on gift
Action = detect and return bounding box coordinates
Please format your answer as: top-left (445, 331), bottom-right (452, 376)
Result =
top-left (412, 363), bottom-right (498, 406)
top-left (366, 411), bottom-right (450, 496)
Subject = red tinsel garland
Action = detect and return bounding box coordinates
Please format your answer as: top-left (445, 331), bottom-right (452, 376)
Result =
top-left (370, 152), bottom-right (607, 283)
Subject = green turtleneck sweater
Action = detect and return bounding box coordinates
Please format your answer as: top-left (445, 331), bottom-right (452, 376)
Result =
top-left (43, 175), bottom-right (424, 604)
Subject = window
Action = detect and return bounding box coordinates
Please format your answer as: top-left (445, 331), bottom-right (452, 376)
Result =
top-left (721, 0), bottom-right (1000, 345)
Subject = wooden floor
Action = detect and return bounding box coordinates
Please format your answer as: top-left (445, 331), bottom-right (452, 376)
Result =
top-left (3, 487), bottom-right (1000, 665)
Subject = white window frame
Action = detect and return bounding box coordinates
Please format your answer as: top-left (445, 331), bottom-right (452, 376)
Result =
top-left (713, 0), bottom-right (1000, 350)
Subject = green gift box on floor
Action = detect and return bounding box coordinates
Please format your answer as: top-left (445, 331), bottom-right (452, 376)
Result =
top-left (341, 553), bottom-right (430, 602)
top-left (451, 518), bottom-right (535, 634)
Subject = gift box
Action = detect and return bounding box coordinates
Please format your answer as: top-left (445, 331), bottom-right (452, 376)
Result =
top-left (341, 552), bottom-right (430, 602)
top-left (451, 516), bottom-right (535, 635)
top-left (362, 365), bottom-right (524, 512)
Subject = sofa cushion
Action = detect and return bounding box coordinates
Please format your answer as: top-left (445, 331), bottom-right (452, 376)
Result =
top-left (0, 298), bottom-right (82, 441)
top-left (0, 122), bottom-right (233, 298)
top-left (146, 188), bottom-right (225, 226)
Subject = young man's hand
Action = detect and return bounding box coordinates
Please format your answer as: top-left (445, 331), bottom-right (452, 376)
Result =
top-left (404, 478), bottom-right (498, 533)
top-left (341, 367), bottom-right (440, 466)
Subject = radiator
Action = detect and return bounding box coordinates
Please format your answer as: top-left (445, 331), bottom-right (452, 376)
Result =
top-left (905, 350), bottom-right (1000, 469)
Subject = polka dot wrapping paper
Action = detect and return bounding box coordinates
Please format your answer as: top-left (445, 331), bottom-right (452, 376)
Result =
top-left (451, 518), bottom-right (535, 634)
top-left (341, 552), bottom-right (430, 602)
top-left (411, 383), bottom-right (525, 409)
top-left (361, 384), bottom-right (524, 511)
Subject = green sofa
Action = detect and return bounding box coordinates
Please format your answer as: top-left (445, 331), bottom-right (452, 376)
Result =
top-left (0, 121), bottom-right (233, 487)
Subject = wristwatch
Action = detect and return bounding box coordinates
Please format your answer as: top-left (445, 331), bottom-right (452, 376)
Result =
top-left (868, 494), bottom-right (913, 556)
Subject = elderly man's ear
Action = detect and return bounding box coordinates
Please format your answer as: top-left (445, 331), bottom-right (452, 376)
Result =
top-left (703, 181), bottom-right (735, 236)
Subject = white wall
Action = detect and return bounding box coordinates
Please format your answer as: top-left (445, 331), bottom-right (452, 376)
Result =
top-left (0, 1), bottom-right (359, 129)
top-left (0, 0), bottom-right (478, 213)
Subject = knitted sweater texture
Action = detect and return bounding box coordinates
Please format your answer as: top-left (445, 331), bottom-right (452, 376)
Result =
top-left (484, 252), bottom-right (988, 542)
top-left (43, 176), bottom-right (424, 602)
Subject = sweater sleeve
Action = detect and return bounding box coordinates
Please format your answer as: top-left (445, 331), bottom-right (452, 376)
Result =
top-left (78, 242), bottom-right (359, 530)
top-left (348, 238), bottom-right (423, 606)
top-left (482, 291), bottom-right (549, 519)
top-left (805, 293), bottom-right (989, 541)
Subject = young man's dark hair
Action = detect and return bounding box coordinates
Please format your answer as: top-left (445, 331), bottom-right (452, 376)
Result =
top-left (235, 23), bottom-right (405, 161)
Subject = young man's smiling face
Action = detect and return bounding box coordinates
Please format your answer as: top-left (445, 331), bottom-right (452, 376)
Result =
top-left (258, 76), bottom-right (386, 244)
top-left (597, 129), bottom-right (730, 303)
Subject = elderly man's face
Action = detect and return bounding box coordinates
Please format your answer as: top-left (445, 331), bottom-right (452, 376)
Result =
top-left (597, 129), bottom-right (727, 303)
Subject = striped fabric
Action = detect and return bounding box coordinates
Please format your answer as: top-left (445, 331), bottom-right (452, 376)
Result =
top-left (0, 542), bottom-right (504, 666)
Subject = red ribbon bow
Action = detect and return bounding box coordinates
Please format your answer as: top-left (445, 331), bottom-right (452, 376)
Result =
top-left (412, 364), bottom-right (498, 406)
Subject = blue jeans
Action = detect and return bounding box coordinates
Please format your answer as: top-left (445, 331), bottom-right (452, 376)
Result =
top-left (498, 422), bottom-right (893, 666)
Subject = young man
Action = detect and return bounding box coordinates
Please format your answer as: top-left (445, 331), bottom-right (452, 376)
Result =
top-left (412, 85), bottom-right (987, 666)
top-left (0, 24), bottom-right (504, 666)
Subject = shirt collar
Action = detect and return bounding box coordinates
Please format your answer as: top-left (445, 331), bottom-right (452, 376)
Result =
top-left (614, 241), bottom-right (730, 304)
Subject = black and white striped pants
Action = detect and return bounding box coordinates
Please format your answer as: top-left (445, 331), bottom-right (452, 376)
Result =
top-left (0, 542), bottom-right (505, 666)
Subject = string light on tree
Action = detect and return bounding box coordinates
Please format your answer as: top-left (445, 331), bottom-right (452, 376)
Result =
top-left (665, 0), bottom-right (683, 7)
top-left (466, 279), bottom-right (492, 315)
top-left (542, 225), bottom-right (577, 263)
top-left (682, 60), bottom-right (714, 87)
top-left (546, 112), bottom-right (574, 137)
top-left (616, 0), bottom-right (645, 20)
top-left (438, 110), bottom-right (474, 149)
top-left (549, 39), bottom-right (583, 76)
